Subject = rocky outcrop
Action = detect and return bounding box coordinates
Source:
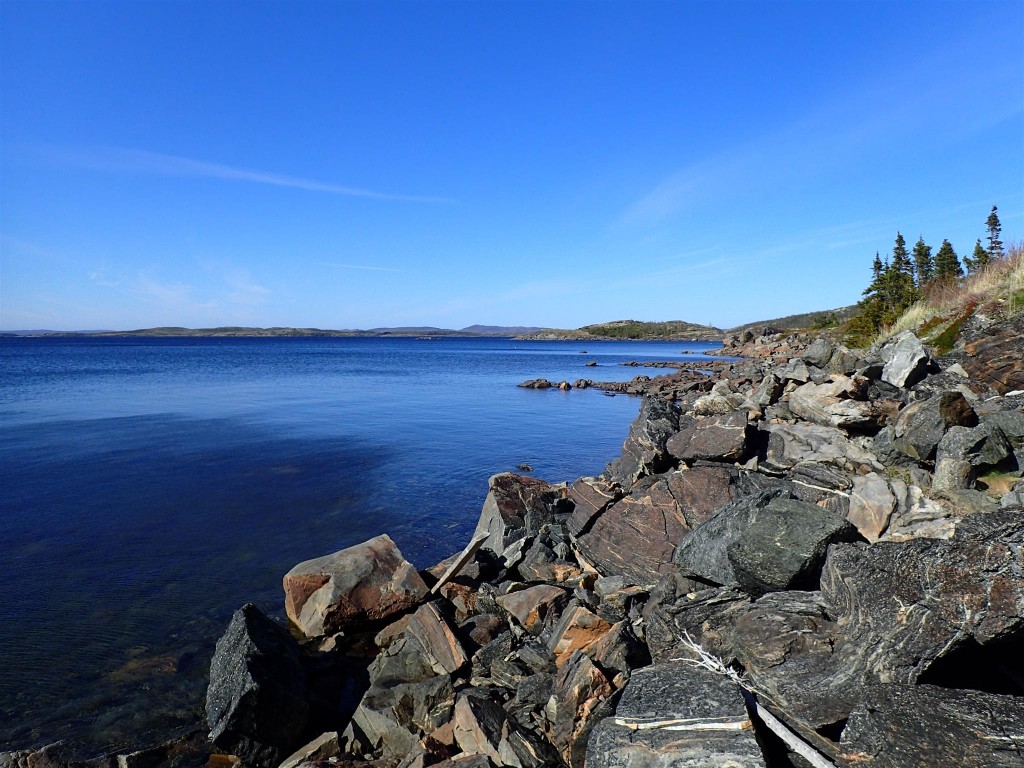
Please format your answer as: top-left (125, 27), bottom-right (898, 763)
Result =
top-left (963, 313), bottom-right (1024, 394)
top-left (200, 329), bottom-right (1023, 768)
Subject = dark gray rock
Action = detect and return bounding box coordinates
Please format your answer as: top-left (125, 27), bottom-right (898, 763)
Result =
top-left (205, 604), bottom-right (311, 768)
top-left (727, 498), bottom-right (862, 596)
top-left (643, 574), bottom-right (751, 663)
top-left (604, 396), bottom-right (681, 486)
top-left (585, 662), bottom-right (766, 768)
top-left (839, 684), bottom-right (1024, 767)
top-left (891, 390), bottom-right (978, 463)
top-left (937, 422), bottom-right (1017, 474)
top-left (673, 491), bottom-right (785, 586)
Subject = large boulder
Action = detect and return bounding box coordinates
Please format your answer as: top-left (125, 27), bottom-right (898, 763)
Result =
top-left (585, 662), bottom-right (766, 768)
top-left (665, 411), bottom-right (752, 463)
top-left (839, 684), bottom-right (1024, 767)
top-left (963, 313), bottom-right (1024, 395)
top-left (604, 396), bottom-right (681, 486)
top-left (880, 331), bottom-right (931, 389)
top-left (205, 604), bottom-right (311, 768)
top-left (890, 391), bottom-right (978, 463)
top-left (788, 376), bottom-right (884, 433)
top-left (473, 473), bottom-right (570, 555)
top-left (284, 534), bottom-right (428, 638)
top-left (726, 498), bottom-right (862, 596)
top-left (846, 472), bottom-right (898, 541)
top-left (762, 422), bottom-right (884, 474)
top-left (936, 422), bottom-right (1016, 474)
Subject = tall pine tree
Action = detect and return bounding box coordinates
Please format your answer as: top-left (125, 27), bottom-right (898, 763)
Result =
top-left (912, 236), bottom-right (933, 285)
top-left (934, 239), bottom-right (963, 279)
top-left (986, 206), bottom-right (1004, 261)
top-left (887, 232), bottom-right (917, 311)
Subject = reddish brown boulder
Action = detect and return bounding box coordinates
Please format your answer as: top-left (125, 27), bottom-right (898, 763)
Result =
top-left (283, 534), bottom-right (428, 638)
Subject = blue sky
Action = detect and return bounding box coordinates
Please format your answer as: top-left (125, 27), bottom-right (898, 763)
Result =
top-left (1, 0), bottom-right (1021, 331)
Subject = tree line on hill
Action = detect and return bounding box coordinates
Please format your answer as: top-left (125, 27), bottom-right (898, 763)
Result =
top-left (847, 205), bottom-right (1005, 340)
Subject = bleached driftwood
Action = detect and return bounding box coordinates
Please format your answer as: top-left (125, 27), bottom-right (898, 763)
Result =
top-left (675, 631), bottom-right (837, 768)
top-left (429, 531), bottom-right (490, 595)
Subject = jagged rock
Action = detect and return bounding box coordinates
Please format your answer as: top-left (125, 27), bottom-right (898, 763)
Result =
top-left (605, 397), bottom-right (681, 486)
top-left (838, 684), bottom-right (1024, 768)
top-left (746, 371), bottom-right (783, 408)
top-left (673, 491), bottom-right (785, 586)
top-left (566, 476), bottom-right (621, 536)
top-left (963, 313), bottom-right (1024, 394)
top-left (350, 636), bottom-right (456, 758)
top-left (788, 376), bottom-right (884, 433)
top-left (516, 539), bottom-right (582, 584)
top-left (205, 604), bottom-right (311, 768)
top-left (884, 481), bottom-right (955, 541)
top-left (643, 576), bottom-right (751, 663)
top-left (762, 421), bottom-right (884, 474)
top-left (727, 497), bottom-right (862, 596)
top-left (932, 457), bottom-right (976, 492)
top-left (496, 585), bottom-right (568, 635)
top-left (452, 690), bottom-right (558, 768)
top-left (473, 473), bottom-right (569, 555)
top-left (982, 409), bottom-right (1024, 448)
top-left (788, 461), bottom-right (852, 516)
top-left (585, 662), bottom-right (766, 768)
top-left (546, 651), bottom-right (615, 768)
top-left (890, 390), bottom-right (978, 463)
top-left (777, 358), bottom-right (812, 384)
top-left (586, 620), bottom-right (650, 686)
top-left (546, 604), bottom-right (614, 666)
top-left (431, 756), bottom-right (493, 768)
top-left (937, 422), bottom-right (1016, 474)
top-left (278, 732), bottom-right (340, 768)
top-left (573, 475), bottom-right (690, 584)
top-left (802, 337), bottom-right (862, 375)
top-left (666, 411), bottom-right (752, 463)
top-left (283, 534), bottom-right (428, 638)
top-left (880, 331), bottom-right (931, 389)
top-left (404, 602), bottom-right (468, 676)
top-left (846, 472), bottom-right (897, 541)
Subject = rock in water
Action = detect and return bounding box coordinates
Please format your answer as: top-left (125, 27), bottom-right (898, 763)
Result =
top-left (205, 603), bottom-right (310, 768)
top-left (283, 534), bottom-right (428, 638)
top-left (585, 661), bottom-right (766, 768)
top-left (839, 684), bottom-right (1024, 767)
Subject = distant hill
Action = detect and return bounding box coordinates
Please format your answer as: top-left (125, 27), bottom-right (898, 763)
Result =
top-left (519, 319), bottom-right (723, 341)
top-left (726, 305), bottom-right (860, 335)
top-left (8, 324), bottom-right (545, 338)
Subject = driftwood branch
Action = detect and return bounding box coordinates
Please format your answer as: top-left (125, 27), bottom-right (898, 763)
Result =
top-left (429, 531), bottom-right (489, 595)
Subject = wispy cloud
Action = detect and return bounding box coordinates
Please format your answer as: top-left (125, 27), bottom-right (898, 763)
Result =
top-left (45, 146), bottom-right (456, 204)
top-left (316, 262), bottom-right (404, 272)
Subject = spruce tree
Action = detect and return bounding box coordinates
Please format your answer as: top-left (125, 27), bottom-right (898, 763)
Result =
top-left (887, 232), bottom-right (916, 311)
top-left (912, 236), bottom-right (933, 285)
top-left (986, 205), bottom-right (1004, 261)
top-left (965, 239), bottom-right (989, 274)
top-left (934, 239), bottom-right (963, 279)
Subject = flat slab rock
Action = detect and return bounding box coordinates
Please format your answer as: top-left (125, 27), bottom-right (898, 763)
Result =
top-left (838, 684), bottom-right (1024, 768)
top-left (283, 533), bottom-right (428, 637)
top-left (586, 662), bottom-right (766, 768)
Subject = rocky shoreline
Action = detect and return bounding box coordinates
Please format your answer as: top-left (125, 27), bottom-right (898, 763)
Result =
top-left (6, 323), bottom-right (1023, 768)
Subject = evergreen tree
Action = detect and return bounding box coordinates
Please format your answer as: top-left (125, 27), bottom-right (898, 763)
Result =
top-left (886, 231), bottom-right (917, 310)
top-left (934, 239), bottom-right (963, 279)
top-left (986, 205), bottom-right (1004, 261)
top-left (965, 239), bottom-right (990, 274)
top-left (912, 236), bottom-right (933, 285)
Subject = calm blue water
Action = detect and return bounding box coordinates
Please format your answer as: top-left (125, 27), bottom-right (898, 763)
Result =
top-left (0, 336), bottom-right (720, 753)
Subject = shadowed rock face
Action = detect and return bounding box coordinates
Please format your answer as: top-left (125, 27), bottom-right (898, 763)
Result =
top-left (473, 473), bottom-right (570, 555)
top-left (604, 396), bottom-right (681, 487)
top-left (890, 390), bottom-right (978, 463)
top-left (205, 604), bottom-right (310, 768)
top-left (283, 534), bottom-right (428, 638)
top-left (839, 684), bottom-right (1024, 768)
top-left (964, 313), bottom-right (1024, 395)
